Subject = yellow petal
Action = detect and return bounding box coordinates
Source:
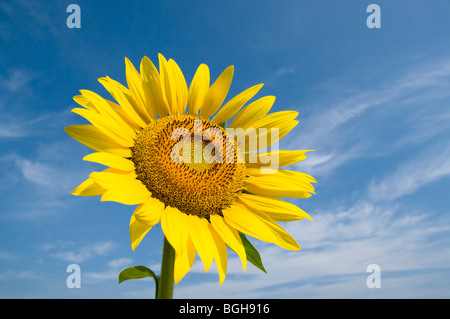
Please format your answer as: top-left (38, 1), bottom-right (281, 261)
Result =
top-left (188, 64), bottom-right (210, 116)
top-left (244, 174), bottom-right (315, 198)
top-left (233, 118), bottom-right (299, 154)
top-left (247, 167), bottom-right (317, 184)
top-left (125, 57), bottom-right (154, 122)
top-left (129, 214), bottom-right (152, 251)
top-left (158, 54), bottom-right (177, 115)
top-left (64, 125), bottom-right (131, 157)
top-left (187, 215), bottom-right (227, 284)
top-left (157, 55), bottom-right (188, 116)
top-left (160, 206), bottom-right (189, 255)
top-left (140, 56), bottom-right (169, 118)
top-left (73, 94), bottom-right (97, 112)
top-left (237, 193), bottom-right (312, 221)
top-left (74, 92), bottom-right (142, 133)
top-left (130, 197), bottom-right (165, 250)
top-left (83, 152), bottom-right (135, 171)
top-left (199, 65), bottom-right (234, 119)
top-left (209, 225), bottom-right (228, 285)
top-left (246, 150), bottom-right (313, 168)
top-left (100, 184), bottom-right (150, 205)
top-left (187, 214), bottom-right (215, 272)
top-left (98, 76), bottom-right (147, 128)
top-left (244, 110), bottom-right (298, 130)
top-left (228, 95), bottom-right (275, 129)
top-left (109, 101), bottom-right (143, 132)
top-left (71, 108), bottom-right (135, 147)
top-left (238, 111), bottom-right (296, 152)
top-left (71, 177), bottom-right (106, 196)
top-left (223, 204), bottom-right (300, 251)
top-left (211, 83), bottom-right (264, 125)
top-left (210, 214), bottom-right (247, 271)
top-left (133, 196), bottom-right (165, 226)
top-left (79, 89), bottom-right (137, 137)
top-left (168, 58), bottom-right (189, 115)
top-left (89, 171), bottom-right (150, 205)
top-left (174, 237), bottom-right (196, 284)
top-left (256, 122), bottom-right (299, 151)
top-left (162, 206), bottom-right (194, 284)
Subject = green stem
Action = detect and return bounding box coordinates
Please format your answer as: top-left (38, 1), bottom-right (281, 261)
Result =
top-left (156, 236), bottom-right (175, 299)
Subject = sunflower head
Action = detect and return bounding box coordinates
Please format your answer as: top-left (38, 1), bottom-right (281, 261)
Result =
top-left (65, 53), bottom-right (316, 285)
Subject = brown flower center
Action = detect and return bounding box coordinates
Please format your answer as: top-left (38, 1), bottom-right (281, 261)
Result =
top-left (131, 115), bottom-right (246, 217)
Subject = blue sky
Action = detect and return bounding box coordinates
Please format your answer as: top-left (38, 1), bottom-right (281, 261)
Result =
top-left (0, 0), bottom-right (449, 298)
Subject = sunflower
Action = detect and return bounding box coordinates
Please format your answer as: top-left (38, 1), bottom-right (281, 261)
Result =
top-left (65, 54), bottom-right (316, 286)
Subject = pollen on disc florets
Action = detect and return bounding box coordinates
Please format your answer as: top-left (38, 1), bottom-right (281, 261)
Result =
top-left (131, 115), bottom-right (246, 218)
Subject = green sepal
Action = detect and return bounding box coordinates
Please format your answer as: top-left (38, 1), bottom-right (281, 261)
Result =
top-left (239, 232), bottom-right (267, 273)
top-left (118, 265), bottom-right (160, 297)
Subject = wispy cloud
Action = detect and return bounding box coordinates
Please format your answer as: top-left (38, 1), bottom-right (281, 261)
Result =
top-left (0, 68), bottom-right (35, 138)
top-left (0, 251), bottom-right (18, 261)
top-left (0, 0), bottom-right (58, 42)
top-left (83, 258), bottom-right (134, 283)
top-left (0, 69), bottom-right (33, 93)
top-left (0, 123), bottom-right (28, 138)
top-left (273, 65), bottom-right (296, 78)
top-left (0, 270), bottom-right (40, 281)
top-left (50, 241), bottom-right (117, 264)
top-left (267, 65), bottom-right (297, 85)
top-left (368, 143), bottom-right (450, 202)
top-left (107, 258), bottom-right (134, 270)
top-left (3, 152), bottom-right (83, 195)
top-left (0, 68), bottom-right (59, 139)
top-left (0, 141), bottom-right (96, 219)
top-left (290, 58), bottom-right (450, 177)
top-left (13, 157), bottom-right (56, 188)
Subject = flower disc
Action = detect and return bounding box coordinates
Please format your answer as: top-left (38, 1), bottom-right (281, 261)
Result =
top-left (131, 115), bottom-right (246, 218)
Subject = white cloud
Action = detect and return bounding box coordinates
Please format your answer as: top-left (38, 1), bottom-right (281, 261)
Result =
top-left (14, 157), bottom-right (55, 187)
top-left (273, 65), bottom-right (296, 78)
top-left (393, 117), bottom-right (450, 148)
top-left (368, 144), bottom-right (450, 201)
top-left (0, 251), bottom-right (18, 261)
top-left (0, 0), bottom-right (58, 42)
top-left (0, 68), bottom-right (37, 138)
top-left (0, 150), bottom-right (94, 217)
top-left (82, 269), bottom-right (119, 283)
top-left (0, 123), bottom-right (28, 138)
top-left (83, 258), bottom-right (134, 284)
top-left (0, 270), bottom-right (40, 281)
top-left (290, 58), bottom-right (450, 177)
top-left (107, 258), bottom-right (134, 270)
top-left (92, 242), bottom-right (117, 257)
top-left (50, 241), bottom-right (117, 264)
top-left (0, 69), bottom-right (33, 93)
top-left (51, 251), bottom-right (90, 264)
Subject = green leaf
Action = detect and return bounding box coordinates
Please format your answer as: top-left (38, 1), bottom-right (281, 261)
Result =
top-left (118, 266), bottom-right (159, 297)
top-left (239, 232), bottom-right (267, 273)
